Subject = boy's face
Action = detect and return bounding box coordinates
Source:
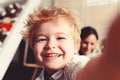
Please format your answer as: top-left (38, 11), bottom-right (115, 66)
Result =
top-left (33, 20), bottom-right (75, 72)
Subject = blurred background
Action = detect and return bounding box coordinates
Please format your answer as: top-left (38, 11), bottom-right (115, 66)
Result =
top-left (0, 0), bottom-right (120, 80)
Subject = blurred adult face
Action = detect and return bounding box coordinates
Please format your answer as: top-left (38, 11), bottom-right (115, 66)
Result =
top-left (80, 34), bottom-right (97, 55)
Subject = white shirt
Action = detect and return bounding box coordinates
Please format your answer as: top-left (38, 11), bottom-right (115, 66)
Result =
top-left (35, 54), bottom-right (90, 80)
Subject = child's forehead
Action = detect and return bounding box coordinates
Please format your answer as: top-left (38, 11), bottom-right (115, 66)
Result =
top-left (33, 19), bottom-right (72, 35)
top-left (32, 17), bottom-right (73, 36)
top-left (39, 18), bottom-right (71, 28)
top-left (39, 20), bottom-right (71, 30)
top-left (55, 18), bottom-right (71, 25)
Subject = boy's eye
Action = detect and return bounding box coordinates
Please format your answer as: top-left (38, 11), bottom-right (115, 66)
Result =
top-left (57, 37), bottom-right (66, 40)
top-left (36, 38), bottom-right (47, 42)
top-left (39, 38), bottom-right (47, 41)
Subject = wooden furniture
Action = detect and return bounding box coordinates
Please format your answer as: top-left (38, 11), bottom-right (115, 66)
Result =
top-left (23, 39), bottom-right (42, 80)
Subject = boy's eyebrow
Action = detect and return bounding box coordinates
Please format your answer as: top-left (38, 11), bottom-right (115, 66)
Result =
top-left (35, 32), bottom-right (71, 38)
top-left (35, 34), bottom-right (46, 38)
top-left (55, 32), bottom-right (71, 35)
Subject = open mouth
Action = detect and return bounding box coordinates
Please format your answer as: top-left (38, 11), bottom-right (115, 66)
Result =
top-left (44, 53), bottom-right (62, 57)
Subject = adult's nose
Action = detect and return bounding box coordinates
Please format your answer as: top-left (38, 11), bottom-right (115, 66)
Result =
top-left (87, 44), bottom-right (92, 50)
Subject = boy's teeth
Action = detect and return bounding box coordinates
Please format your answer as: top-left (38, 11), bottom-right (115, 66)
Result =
top-left (46, 54), bottom-right (59, 57)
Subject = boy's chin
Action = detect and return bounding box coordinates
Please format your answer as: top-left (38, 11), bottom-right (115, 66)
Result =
top-left (45, 64), bottom-right (65, 71)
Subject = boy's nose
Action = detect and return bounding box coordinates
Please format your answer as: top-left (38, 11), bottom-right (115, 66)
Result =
top-left (45, 40), bottom-right (56, 50)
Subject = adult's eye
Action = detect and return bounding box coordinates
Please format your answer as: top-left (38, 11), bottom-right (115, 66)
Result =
top-left (91, 43), bottom-right (95, 46)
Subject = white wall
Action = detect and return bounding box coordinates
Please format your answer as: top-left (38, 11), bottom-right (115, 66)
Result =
top-left (52, 0), bottom-right (120, 41)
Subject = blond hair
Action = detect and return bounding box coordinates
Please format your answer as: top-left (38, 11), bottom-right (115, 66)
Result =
top-left (23, 7), bottom-right (81, 52)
